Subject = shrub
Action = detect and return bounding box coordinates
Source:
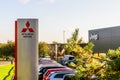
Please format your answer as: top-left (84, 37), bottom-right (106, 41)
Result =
top-left (107, 49), bottom-right (118, 60)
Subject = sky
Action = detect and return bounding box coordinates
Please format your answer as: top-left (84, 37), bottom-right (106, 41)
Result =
top-left (1, 0), bottom-right (120, 43)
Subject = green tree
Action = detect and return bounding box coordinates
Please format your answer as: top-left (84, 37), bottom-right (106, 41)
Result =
top-left (38, 42), bottom-right (51, 57)
top-left (0, 41), bottom-right (14, 60)
top-left (52, 41), bottom-right (59, 44)
top-left (84, 42), bottom-right (94, 54)
top-left (64, 28), bottom-right (83, 55)
top-left (64, 28), bottom-right (104, 80)
top-left (6, 41), bottom-right (14, 57)
top-left (101, 47), bottom-right (120, 80)
top-left (0, 43), bottom-right (5, 59)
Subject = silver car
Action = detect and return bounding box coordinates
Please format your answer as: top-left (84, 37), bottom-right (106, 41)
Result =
top-left (46, 71), bottom-right (75, 80)
top-left (60, 55), bottom-right (76, 65)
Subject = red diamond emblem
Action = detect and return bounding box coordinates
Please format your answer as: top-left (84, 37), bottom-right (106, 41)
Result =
top-left (21, 21), bottom-right (34, 32)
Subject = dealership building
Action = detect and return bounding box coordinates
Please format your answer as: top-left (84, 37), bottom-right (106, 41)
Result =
top-left (89, 26), bottom-right (120, 53)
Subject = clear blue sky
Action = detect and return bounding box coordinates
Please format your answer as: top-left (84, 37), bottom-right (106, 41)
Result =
top-left (1, 0), bottom-right (120, 43)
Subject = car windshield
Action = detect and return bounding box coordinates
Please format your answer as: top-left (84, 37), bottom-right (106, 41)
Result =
top-left (54, 74), bottom-right (65, 78)
top-left (40, 66), bottom-right (65, 74)
top-left (69, 57), bottom-right (74, 60)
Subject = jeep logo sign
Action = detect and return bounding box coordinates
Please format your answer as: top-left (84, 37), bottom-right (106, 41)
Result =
top-left (89, 33), bottom-right (99, 40)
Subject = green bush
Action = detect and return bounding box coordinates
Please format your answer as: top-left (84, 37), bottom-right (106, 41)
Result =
top-left (107, 49), bottom-right (118, 60)
top-left (113, 58), bottom-right (120, 71)
top-left (102, 47), bottom-right (120, 80)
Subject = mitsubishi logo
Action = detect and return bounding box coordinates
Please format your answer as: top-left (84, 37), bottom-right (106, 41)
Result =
top-left (21, 21), bottom-right (34, 32)
top-left (21, 21), bottom-right (34, 38)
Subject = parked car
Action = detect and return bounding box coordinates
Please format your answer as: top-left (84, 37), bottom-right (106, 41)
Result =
top-left (39, 56), bottom-right (51, 60)
top-left (63, 74), bottom-right (75, 80)
top-left (38, 59), bottom-right (65, 80)
top-left (46, 71), bottom-right (75, 80)
top-left (38, 59), bottom-right (62, 70)
top-left (39, 66), bottom-right (66, 74)
top-left (39, 66), bottom-right (66, 80)
top-left (60, 55), bottom-right (76, 65)
top-left (43, 68), bottom-right (72, 80)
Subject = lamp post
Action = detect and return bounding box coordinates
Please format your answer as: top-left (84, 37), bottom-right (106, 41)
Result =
top-left (63, 30), bottom-right (65, 43)
top-left (55, 44), bottom-right (57, 61)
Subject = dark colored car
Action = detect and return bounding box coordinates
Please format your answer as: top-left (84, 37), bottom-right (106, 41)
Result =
top-left (60, 55), bottom-right (76, 66)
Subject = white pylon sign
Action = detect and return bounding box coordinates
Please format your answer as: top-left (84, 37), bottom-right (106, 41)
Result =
top-left (15, 19), bottom-right (38, 80)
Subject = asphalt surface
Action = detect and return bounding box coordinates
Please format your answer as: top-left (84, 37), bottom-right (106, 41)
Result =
top-left (0, 61), bottom-right (11, 66)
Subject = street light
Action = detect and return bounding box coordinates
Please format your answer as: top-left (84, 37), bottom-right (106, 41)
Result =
top-left (63, 30), bottom-right (65, 43)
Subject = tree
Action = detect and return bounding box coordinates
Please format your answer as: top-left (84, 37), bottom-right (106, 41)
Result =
top-left (0, 43), bottom-right (5, 59)
top-left (6, 41), bottom-right (14, 57)
top-left (64, 28), bottom-right (120, 80)
top-left (64, 28), bottom-right (103, 79)
top-left (100, 48), bottom-right (120, 80)
top-left (64, 28), bottom-right (83, 55)
top-left (52, 41), bottom-right (59, 44)
top-left (0, 41), bottom-right (14, 60)
top-left (84, 42), bottom-right (94, 54)
top-left (38, 42), bottom-right (51, 57)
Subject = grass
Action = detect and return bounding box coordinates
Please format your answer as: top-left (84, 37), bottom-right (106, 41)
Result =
top-left (0, 64), bottom-right (14, 80)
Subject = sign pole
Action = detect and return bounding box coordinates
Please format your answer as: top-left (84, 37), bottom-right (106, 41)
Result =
top-left (15, 21), bottom-right (17, 80)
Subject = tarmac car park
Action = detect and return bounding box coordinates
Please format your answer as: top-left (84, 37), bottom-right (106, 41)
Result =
top-left (38, 59), bottom-right (75, 80)
top-left (39, 66), bottom-right (66, 79)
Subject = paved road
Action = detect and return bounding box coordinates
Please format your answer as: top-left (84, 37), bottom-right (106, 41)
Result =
top-left (0, 61), bottom-right (11, 66)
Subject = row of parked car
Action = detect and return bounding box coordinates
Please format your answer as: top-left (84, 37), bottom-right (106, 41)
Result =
top-left (38, 57), bottom-right (76, 80)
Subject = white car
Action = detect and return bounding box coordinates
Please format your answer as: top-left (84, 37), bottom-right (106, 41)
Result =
top-left (46, 71), bottom-right (75, 80)
top-left (39, 56), bottom-right (51, 60)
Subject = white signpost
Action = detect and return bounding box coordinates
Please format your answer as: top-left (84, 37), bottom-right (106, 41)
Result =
top-left (15, 19), bottom-right (38, 80)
